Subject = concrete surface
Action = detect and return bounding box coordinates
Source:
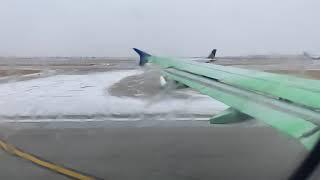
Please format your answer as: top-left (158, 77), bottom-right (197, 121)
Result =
top-left (0, 121), bottom-right (307, 180)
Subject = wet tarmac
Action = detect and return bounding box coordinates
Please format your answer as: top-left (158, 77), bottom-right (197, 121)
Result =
top-left (0, 121), bottom-right (306, 180)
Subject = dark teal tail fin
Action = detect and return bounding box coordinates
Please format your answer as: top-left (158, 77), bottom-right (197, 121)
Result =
top-left (133, 48), bottom-right (151, 66)
top-left (208, 49), bottom-right (217, 59)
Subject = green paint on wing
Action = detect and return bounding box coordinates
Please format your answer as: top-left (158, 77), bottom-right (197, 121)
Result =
top-left (146, 54), bottom-right (320, 150)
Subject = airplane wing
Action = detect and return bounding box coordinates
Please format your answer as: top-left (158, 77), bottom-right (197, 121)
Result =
top-left (134, 48), bottom-right (320, 150)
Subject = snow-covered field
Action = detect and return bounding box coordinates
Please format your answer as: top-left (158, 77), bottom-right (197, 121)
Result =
top-left (0, 70), bottom-right (227, 120)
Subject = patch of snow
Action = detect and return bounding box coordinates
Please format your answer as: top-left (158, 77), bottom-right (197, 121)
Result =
top-left (0, 70), bottom-right (227, 119)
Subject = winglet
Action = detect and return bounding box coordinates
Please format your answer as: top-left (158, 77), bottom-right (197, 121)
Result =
top-left (208, 49), bottom-right (217, 59)
top-left (133, 48), bottom-right (151, 66)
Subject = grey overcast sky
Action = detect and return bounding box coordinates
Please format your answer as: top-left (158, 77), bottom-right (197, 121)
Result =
top-left (0, 0), bottom-right (319, 57)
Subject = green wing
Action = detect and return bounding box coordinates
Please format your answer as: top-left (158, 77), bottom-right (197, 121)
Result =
top-left (134, 49), bottom-right (320, 150)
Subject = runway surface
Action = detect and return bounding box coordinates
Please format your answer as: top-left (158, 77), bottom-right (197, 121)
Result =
top-left (0, 121), bottom-right (306, 180)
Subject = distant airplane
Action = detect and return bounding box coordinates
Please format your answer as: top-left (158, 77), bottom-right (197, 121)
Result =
top-left (206, 49), bottom-right (217, 63)
top-left (189, 49), bottom-right (217, 63)
top-left (303, 52), bottom-right (320, 60)
top-left (207, 49), bottom-right (217, 60)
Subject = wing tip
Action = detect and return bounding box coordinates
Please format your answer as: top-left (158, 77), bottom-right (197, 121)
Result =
top-left (133, 48), bottom-right (151, 66)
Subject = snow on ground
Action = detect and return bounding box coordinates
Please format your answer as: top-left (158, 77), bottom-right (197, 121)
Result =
top-left (0, 70), bottom-right (227, 119)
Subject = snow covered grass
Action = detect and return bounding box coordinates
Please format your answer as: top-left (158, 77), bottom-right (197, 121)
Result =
top-left (0, 70), bottom-right (227, 119)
